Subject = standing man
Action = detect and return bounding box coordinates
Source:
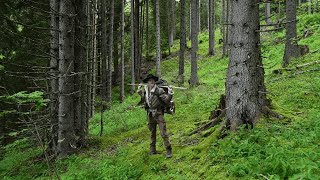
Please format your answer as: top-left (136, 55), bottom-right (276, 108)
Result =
top-left (137, 74), bottom-right (174, 158)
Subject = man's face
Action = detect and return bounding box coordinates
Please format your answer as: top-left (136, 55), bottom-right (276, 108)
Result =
top-left (147, 79), bottom-right (155, 88)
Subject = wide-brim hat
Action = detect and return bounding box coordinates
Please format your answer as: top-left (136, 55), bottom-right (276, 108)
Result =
top-left (143, 74), bottom-right (159, 83)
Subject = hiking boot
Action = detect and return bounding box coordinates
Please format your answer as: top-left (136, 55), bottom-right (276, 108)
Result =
top-left (166, 147), bottom-right (172, 158)
top-left (150, 146), bottom-right (157, 155)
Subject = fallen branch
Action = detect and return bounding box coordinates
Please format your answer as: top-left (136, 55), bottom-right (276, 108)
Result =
top-left (270, 67), bottom-right (320, 83)
top-left (296, 60), bottom-right (320, 69)
top-left (272, 60), bottom-right (320, 74)
top-left (260, 19), bottom-right (298, 27)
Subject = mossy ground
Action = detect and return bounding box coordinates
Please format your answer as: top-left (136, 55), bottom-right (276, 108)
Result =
top-left (1, 13), bottom-right (320, 180)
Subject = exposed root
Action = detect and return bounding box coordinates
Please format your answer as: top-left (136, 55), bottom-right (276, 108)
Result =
top-left (218, 119), bottom-right (229, 139)
top-left (262, 106), bottom-right (284, 119)
top-left (189, 110), bottom-right (225, 135)
top-left (190, 95), bottom-right (226, 135)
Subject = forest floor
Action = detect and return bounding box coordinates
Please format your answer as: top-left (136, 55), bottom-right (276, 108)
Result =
top-left (1, 13), bottom-right (320, 179)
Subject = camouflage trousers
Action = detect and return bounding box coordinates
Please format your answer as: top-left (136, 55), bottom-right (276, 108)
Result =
top-left (147, 112), bottom-right (171, 149)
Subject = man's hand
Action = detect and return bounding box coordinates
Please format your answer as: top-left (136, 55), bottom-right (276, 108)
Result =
top-left (168, 85), bottom-right (174, 95)
top-left (137, 83), bottom-right (143, 95)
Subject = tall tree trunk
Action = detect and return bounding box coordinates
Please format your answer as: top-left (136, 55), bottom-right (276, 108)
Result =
top-left (282, 0), bottom-right (300, 67)
top-left (100, 0), bottom-right (107, 136)
top-left (168, 0), bottom-right (174, 48)
top-left (308, 0), bottom-right (312, 13)
top-left (222, 0), bottom-right (227, 56)
top-left (120, 0), bottom-right (125, 102)
top-left (198, 0), bottom-right (201, 32)
top-left (107, 0), bottom-right (114, 103)
top-left (87, 0), bottom-right (92, 119)
top-left (179, 0), bottom-right (186, 84)
top-left (49, 0), bottom-right (59, 155)
top-left (74, 0), bottom-right (87, 143)
top-left (57, 0), bottom-right (75, 157)
top-left (226, 0), bottom-right (266, 131)
top-left (145, 0), bottom-right (149, 60)
top-left (113, 34), bottom-right (119, 85)
top-left (101, 0), bottom-right (107, 101)
top-left (265, 2), bottom-right (271, 24)
top-left (130, 0), bottom-right (135, 94)
top-left (190, 0), bottom-right (199, 86)
top-left (208, 0), bottom-right (215, 56)
top-left (222, 0), bottom-right (231, 56)
top-left (92, 0), bottom-right (98, 117)
top-left (134, 0), bottom-right (140, 81)
top-left (74, 0), bottom-right (82, 145)
top-left (96, 4), bottom-right (101, 95)
top-left (167, 0), bottom-right (172, 53)
top-left (172, 0), bottom-right (176, 41)
top-left (278, 1), bottom-right (281, 21)
top-left (226, 0), bottom-right (231, 55)
top-left (140, 1), bottom-right (145, 67)
top-left (189, 2), bottom-right (192, 40)
top-left (167, 1), bottom-right (171, 54)
top-left (155, 0), bottom-right (161, 77)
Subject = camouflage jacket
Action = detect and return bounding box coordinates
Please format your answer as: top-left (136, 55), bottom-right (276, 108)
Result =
top-left (139, 85), bottom-right (172, 113)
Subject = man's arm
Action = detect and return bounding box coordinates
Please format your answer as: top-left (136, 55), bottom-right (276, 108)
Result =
top-left (137, 83), bottom-right (145, 102)
top-left (158, 87), bottom-right (173, 104)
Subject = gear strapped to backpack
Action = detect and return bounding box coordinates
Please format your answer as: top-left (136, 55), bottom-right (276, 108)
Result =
top-left (156, 79), bottom-right (176, 115)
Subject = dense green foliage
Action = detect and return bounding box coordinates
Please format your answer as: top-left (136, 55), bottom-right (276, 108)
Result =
top-left (1, 9), bottom-right (320, 180)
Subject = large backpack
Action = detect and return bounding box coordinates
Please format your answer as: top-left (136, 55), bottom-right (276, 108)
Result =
top-left (156, 79), bottom-right (175, 115)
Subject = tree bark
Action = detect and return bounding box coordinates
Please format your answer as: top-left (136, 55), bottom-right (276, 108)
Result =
top-left (74, 0), bottom-right (87, 143)
top-left (222, 0), bottom-right (232, 56)
top-left (278, 1), bottom-right (281, 22)
top-left (113, 34), bottom-right (119, 85)
top-left (179, 0), bottom-right (186, 84)
top-left (198, 0), bottom-right (201, 32)
top-left (222, 0), bottom-right (227, 56)
top-left (226, 0), bottom-right (266, 131)
top-left (57, 0), bottom-right (76, 157)
top-left (120, 0), bottom-right (125, 102)
top-left (282, 0), bottom-right (300, 67)
top-left (92, 0), bottom-right (98, 117)
top-left (145, 0), bottom-right (149, 60)
top-left (107, 0), bottom-right (114, 103)
top-left (140, 0), bottom-right (145, 67)
top-left (49, 0), bottom-right (59, 155)
top-left (168, 0), bottom-right (175, 48)
top-left (130, 0), bottom-right (135, 94)
top-left (226, 0), bottom-right (232, 55)
top-left (190, 0), bottom-right (199, 86)
top-left (208, 0), bottom-right (215, 56)
top-left (134, 0), bottom-right (141, 81)
top-left (155, 0), bottom-right (161, 77)
top-left (189, 1), bottom-right (192, 40)
top-left (308, 0), bottom-right (312, 14)
top-left (172, 0), bottom-right (176, 41)
top-left (101, 0), bottom-right (107, 101)
top-left (265, 2), bottom-right (271, 25)
top-left (87, 0), bottom-right (92, 119)
top-left (168, 0), bottom-right (173, 52)
top-left (96, 1), bottom-right (101, 95)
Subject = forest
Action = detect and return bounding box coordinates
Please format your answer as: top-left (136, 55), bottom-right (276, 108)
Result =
top-left (1, 0), bottom-right (320, 179)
